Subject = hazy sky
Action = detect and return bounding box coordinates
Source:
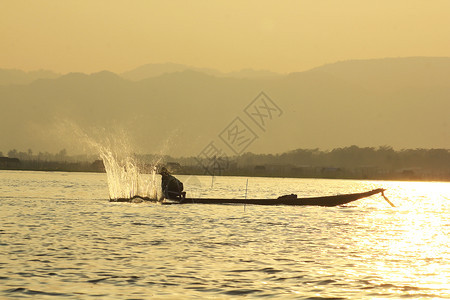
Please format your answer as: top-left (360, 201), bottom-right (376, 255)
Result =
top-left (1, 0), bottom-right (450, 74)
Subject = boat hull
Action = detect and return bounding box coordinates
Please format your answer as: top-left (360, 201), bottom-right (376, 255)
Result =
top-left (110, 188), bottom-right (386, 207)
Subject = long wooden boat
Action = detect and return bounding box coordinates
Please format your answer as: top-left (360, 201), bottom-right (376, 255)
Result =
top-left (110, 188), bottom-right (389, 207)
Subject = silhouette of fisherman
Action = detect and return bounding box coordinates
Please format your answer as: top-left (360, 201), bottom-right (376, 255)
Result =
top-left (159, 167), bottom-right (186, 201)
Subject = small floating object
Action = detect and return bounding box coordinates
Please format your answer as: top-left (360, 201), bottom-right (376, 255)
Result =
top-left (130, 197), bottom-right (144, 204)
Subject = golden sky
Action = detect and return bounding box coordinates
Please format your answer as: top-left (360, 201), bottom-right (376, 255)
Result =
top-left (1, 0), bottom-right (449, 73)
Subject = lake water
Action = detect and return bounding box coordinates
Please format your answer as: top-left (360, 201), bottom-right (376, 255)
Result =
top-left (0, 170), bottom-right (448, 299)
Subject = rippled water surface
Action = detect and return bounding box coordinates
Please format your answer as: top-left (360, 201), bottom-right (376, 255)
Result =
top-left (0, 171), bottom-right (449, 299)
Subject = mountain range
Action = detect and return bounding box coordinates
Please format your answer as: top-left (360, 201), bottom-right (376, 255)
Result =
top-left (0, 63), bottom-right (281, 86)
top-left (1, 57), bottom-right (449, 157)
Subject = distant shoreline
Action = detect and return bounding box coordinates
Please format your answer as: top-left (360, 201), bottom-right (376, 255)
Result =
top-left (2, 145), bottom-right (449, 182)
top-left (1, 167), bottom-right (449, 183)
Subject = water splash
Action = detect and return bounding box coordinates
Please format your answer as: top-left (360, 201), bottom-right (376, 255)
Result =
top-left (60, 121), bottom-right (162, 200)
top-left (98, 145), bottom-right (161, 200)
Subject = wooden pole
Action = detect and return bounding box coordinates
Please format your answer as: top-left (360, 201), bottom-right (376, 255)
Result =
top-left (244, 179), bottom-right (249, 212)
top-left (381, 191), bottom-right (395, 207)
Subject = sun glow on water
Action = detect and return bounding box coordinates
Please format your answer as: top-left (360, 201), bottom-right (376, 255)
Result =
top-left (356, 180), bottom-right (450, 297)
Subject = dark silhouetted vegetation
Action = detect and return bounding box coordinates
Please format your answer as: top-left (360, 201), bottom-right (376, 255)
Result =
top-left (2, 146), bottom-right (449, 181)
top-left (175, 146), bottom-right (450, 181)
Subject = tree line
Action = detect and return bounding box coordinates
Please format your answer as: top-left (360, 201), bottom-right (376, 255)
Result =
top-left (233, 146), bottom-right (450, 170)
top-left (2, 146), bottom-right (449, 180)
top-left (174, 146), bottom-right (450, 180)
top-left (3, 145), bottom-right (449, 170)
top-left (0, 148), bottom-right (97, 162)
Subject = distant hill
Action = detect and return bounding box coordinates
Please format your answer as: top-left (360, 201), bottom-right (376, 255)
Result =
top-left (310, 57), bottom-right (450, 91)
top-left (121, 63), bottom-right (281, 80)
top-left (0, 69), bottom-right (60, 85)
top-left (225, 68), bottom-right (280, 79)
top-left (1, 57), bottom-right (449, 156)
top-left (121, 63), bottom-right (220, 80)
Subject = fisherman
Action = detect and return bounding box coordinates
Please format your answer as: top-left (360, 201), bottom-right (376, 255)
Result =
top-left (159, 167), bottom-right (186, 200)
